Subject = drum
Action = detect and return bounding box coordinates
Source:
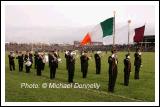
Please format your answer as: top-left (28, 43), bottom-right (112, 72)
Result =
top-left (25, 61), bottom-right (31, 66)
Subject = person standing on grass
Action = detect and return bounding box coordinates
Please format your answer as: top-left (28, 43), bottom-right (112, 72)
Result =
top-left (16, 51), bottom-right (24, 72)
top-left (81, 51), bottom-right (89, 78)
top-left (29, 51), bottom-right (33, 68)
top-left (124, 53), bottom-right (131, 86)
top-left (50, 50), bottom-right (58, 79)
top-left (134, 48), bottom-right (142, 79)
top-left (94, 51), bottom-right (101, 74)
top-left (54, 49), bottom-right (59, 68)
top-left (36, 52), bottom-right (43, 76)
top-left (41, 52), bottom-right (45, 71)
top-left (8, 51), bottom-right (15, 71)
top-left (67, 50), bottom-right (75, 83)
top-left (48, 51), bottom-right (52, 68)
top-left (108, 49), bottom-right (118, 92)
top-left (65, 50), bottom-right (69, 70)
top-left (24, 51), bottom-right (32, 73)
top-left (34, 51), bottom-right (39, 69)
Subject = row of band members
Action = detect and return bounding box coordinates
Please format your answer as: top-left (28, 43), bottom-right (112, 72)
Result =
top-left (8, 48), bottom-right (142, 92)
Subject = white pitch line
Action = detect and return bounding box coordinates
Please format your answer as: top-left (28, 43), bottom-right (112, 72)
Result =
top-left (86, 88), bottom-right (144, 102)
top-left (52, 79), bottom-right (144, 102)
top-left (5, 69), bottom-right (145, 102)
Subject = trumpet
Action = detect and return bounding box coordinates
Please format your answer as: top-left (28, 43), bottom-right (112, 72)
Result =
top-left (82, 52), bottom-right (91, 60)
top-left (58, 58), bottom-right (62, 63)
top-left (71, 50), bottom-right (79, 59)
top-left (71, 51), bottom-right (76, 56)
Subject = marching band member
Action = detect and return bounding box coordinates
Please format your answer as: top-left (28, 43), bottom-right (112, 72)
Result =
top-left (8, 51), bottom-right (15, 71)
top-left (80, 51), bottom-right (84, 72)
top-left (124, 53), bottom-right (131, 86)
top-left (16, 51), bottom-right (24, 72)
top-left (36, 52), bottom-right (43, 76)
top-left (81, 51), bottom-right (89, 78)
top-left (54, 50), bottom-right (59, 68)
top-left (94, 51), bottom-right (101, 74)
top-left (134, 48), bottom-right (142, 79)
top-left (50, 50), bottom-right (58, 79)
top-left (41, 52), bottom-right (45, 71)
top-left (48, 51), bottom-right (52, 68)
top-left (65, 50), bottom-right (69, 70)
top-left (108, 49), bottom-right (118, 92)
top-left (29, 51), bottom-right (33, 68)
top-left (24, 51), bottom-right (32, 73)
top-left (67, 50), bottom-right (75, 83)
top-left (34, 51), bottom-right (39, 69)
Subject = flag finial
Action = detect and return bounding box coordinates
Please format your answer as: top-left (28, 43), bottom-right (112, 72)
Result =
top-left (128, 20), bottom-right (131, 23)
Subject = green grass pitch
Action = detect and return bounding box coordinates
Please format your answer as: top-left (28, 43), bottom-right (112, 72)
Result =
top-left (5, 51), bottom-right (155, 102)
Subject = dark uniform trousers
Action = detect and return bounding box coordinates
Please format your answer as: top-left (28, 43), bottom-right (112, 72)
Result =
top-left (68, 62), bottom-right (75, 83)
top-left (37, 69), bottom-right (42, 76)
top-left (37, 67), bottom-right (42, 76)
top-left (19, 62), bottom-right (23, 71)
top-left (9, 62), bottom-right (15, 71)
top-left (8, 55), bottom-right (15, 71)
top-left (68, 55), bottom-right (75, 83)
top-left (34, 54), bottom-right (38, 69)
top-left (96, 61), bottom-right (101, 74)
top-left (94, 54), bottom-right (101, 74)
top-left (48, 54), bottom-right (52, 68)
top-left (65, 54), bottom-right (69, 70)
top-left (50, 54), bottom-right (58, 79)
top-left (124, 71), bottom-right (130, 86)
top-left (81, 55), bottom-right (89, 78)
top-left (134, 65), bottom-right (140, 79)
top-left (37, 57), bottom-right (43, 76)
top-left (82, 63), bottom-right (88, 78)
top-left (66, 60), bottom-right (69, 70)
top-left (42, 63), bottom-right (45, 71)
top-left (25, 65), bottom-right (30, 73)
top-left (50, 65), bottom-right (57, 79)
top-left (108, 56), bottom-right (118, 92)
top-left (134, 53), bottom-right (141, 79)
top-left (35, 59), bottom-right (38, 69)
top-left (124, 58), bottom-right (131, 86)
top-left (17, 55), bottom-right (24, 71)
top-left (108, 67), bottom-right (118, 92)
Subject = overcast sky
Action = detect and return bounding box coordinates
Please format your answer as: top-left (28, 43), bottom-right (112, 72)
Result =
top-left (5, 4), bottom-right (155, 44)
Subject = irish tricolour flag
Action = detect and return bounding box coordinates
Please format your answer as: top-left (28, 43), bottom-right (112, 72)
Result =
top-left (81, 17), bottom-right (113, 45)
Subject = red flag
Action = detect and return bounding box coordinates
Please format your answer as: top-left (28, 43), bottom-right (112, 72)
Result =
top-left (133, 25), bottom-right (145, 43)
top-left (81, 33), bottom-right (91, 45)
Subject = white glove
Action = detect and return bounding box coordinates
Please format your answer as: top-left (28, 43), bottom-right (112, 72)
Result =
top-left (127, 56), bottom-right (130, 59)
top-left (111, 54), bottom-right (115, 58)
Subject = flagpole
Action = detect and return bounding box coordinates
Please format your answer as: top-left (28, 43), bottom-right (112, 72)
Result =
top-left (32, 43), bottom-right (33, 51)
top-left (140, 22), bottom-right (146, 52)
top-left (41, 42), bottom-right (42, 50)
top-left (128, 20), bottom-right (131, 53)
top-left (32, 42), bottom-right (33, 51)
top-left (140, 42), bottom-right (143, 51)
top-left (113, 11), bottom-right (116, 49)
